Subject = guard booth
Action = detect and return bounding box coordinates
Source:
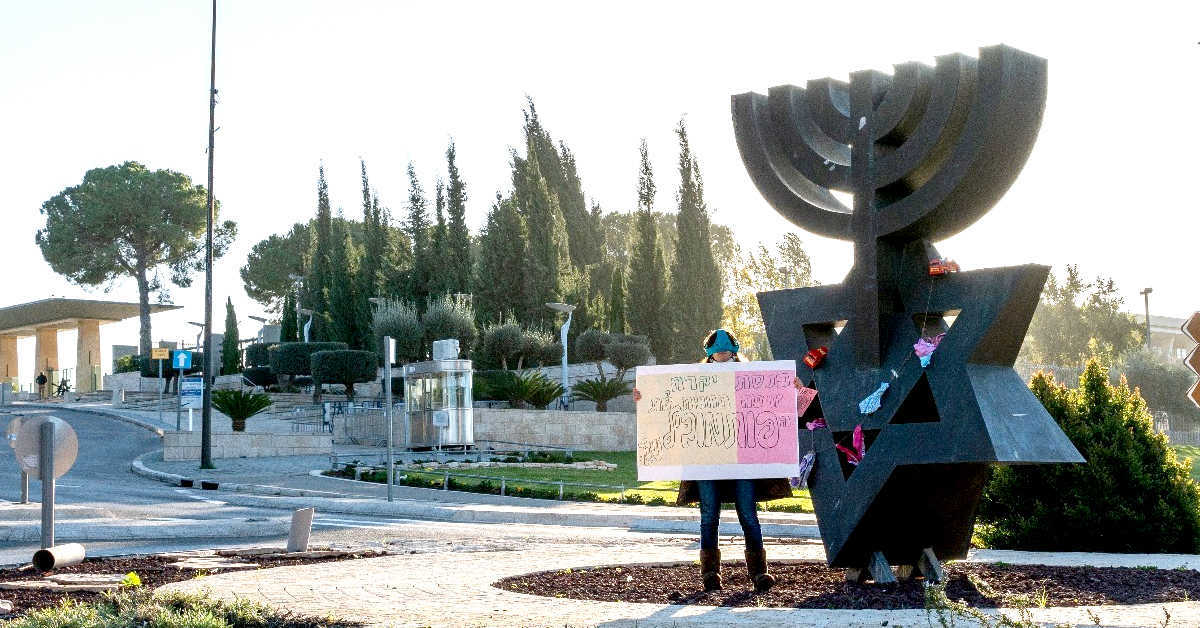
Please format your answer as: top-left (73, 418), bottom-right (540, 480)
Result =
top-left (401, 339), bottom-right (473, 449)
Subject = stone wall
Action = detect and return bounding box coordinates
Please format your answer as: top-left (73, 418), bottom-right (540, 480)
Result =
top-left (163, 431), bottom-right (331, 461)
top-left (473, 408), bottom-right (635, 451)
top-left (104, 372), bottom-right (245, 393)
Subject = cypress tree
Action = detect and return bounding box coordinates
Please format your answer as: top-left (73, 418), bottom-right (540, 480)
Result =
top-left (520, 135), bottom-right (571, 323)
top-left (306, 164), bottom-right (334, 341)
top-left (445, 140), bottom-right (471, 294)
top-left (280, 293), bottom-right (298, 342)
top-left (356, 161), bottom-right (382, 349)
top-left (608, 264), bottom-right (628, 334)
top-left (221, 297), bottom-right (240, 374)
top-left (668, 118), bottom-right (724, 355)
top-left (327, 213), bottom-right (360, 346)
top-left (475, 192), bottom-right (530, 325)
top-left (557, 141), bottom-right (599, 269)
top-left (404, 163), bottom-right (432, 309)
top-left (627, 139), bottom-right (670, 362)
top-left (430, 178), bottom-right (449, 296)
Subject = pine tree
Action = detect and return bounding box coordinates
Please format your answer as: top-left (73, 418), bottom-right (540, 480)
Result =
top-left (280, 293), bottom-right (298, 342)
top-left (327, 213), bottom-right (361, 346)
top-left (520, 135), bottom-right (571, 324)
top-left (404, 163), bottom-right (432, 310)
top-left (429, 178), bottom-right (449, 297)
top-left (221, 297), bottom-right (240, 374)
top-left (475, 192), bottom-right (530, 325)
top-left (627, 139), bottom-right (670, 363)
top-left (607, 264), bottom-right (628, 334)
top-left (306, 164), bottom-right (334, 341)
top-left (445, 140), bottom-right (472, 295)
top-left (668, 118), bottom-right (724, 356)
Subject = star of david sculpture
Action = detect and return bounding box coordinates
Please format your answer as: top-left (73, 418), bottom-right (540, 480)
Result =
top-left (732, 45), bottom-right (1084, 583)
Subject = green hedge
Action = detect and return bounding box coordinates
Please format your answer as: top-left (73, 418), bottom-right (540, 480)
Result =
top-left (311, 349), bottom-right (378, 400)
top-left (978, 359), bottom-right (1200, 553)
top-left (242, 366), bottom-right (275, 387)
top-left (138, 353), bottom-right (204, 378)
top-left (269, 342), bottom-right (347, 376)
top-left (244, 342), bottom-right (278, 368)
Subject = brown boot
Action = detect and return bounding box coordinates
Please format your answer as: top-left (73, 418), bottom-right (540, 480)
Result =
top-left (745, 547), bottom-right (776, 592)
top-left (700, 548), bottom-right (722, 591)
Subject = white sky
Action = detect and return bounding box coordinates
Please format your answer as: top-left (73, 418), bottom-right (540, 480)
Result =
top-left (1, 1), bottom-right (1197, 386)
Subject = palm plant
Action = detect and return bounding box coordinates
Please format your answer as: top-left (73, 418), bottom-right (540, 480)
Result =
top-left (211, 389), bottom-right (273, 432)
top-left (571, 377), bottom-right (632, 412)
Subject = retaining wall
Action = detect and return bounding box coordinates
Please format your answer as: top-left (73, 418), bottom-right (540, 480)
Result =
top-left (163, 431), bottom-right (331, 461)
top-left (473, 408), bottom-right (635, 451)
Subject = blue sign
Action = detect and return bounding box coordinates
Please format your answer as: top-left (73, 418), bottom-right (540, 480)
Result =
top-left (180, 376), bottom-right (203, 409)
top-left (172, 350), bottom-right (193, 370)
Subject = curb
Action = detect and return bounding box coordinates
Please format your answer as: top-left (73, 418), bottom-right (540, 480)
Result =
top-left (131, 454), bottom-right (349, 499)
top-left (0, 516), bottom-right (294, 543)
top-left (14, 403), bottom-right (165, 437)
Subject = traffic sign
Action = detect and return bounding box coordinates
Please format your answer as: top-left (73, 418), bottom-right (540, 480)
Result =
top-left (180, 376), bottom-right (203, 410)
top-left (172, 350), bottom-right (193, 370)
top-left (1184, 313), bottom-right (1200, 409)
top-left (151, 348), bottom-right (169, 361)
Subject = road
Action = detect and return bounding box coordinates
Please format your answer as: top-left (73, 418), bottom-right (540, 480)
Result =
top-left (0, 408), bottom-right (703, 566)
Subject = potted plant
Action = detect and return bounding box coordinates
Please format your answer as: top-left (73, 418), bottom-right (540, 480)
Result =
top-left (210, 389), bottom-right (273, 432)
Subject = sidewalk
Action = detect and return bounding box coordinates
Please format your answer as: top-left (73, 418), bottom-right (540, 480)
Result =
top-left (160, 540), bottom-right (1200, 627)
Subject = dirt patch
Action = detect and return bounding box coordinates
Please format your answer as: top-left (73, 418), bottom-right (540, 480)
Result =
top-left (496, 560), bottom-right (1200, 609)
top-left (0, 548), bottom-right (383, 618)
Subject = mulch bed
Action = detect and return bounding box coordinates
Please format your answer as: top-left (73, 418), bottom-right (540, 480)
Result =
top-left (0, 551), bottom-right (373, 618)
top-left (496, 559), bottom-right (1200, 609)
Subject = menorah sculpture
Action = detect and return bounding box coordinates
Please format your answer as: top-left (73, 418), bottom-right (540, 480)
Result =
top-left (732, 45), bottom-right (1084, 582)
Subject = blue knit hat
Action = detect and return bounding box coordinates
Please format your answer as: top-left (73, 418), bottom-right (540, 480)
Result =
top-left (705, 329), bottom-right (740, 356)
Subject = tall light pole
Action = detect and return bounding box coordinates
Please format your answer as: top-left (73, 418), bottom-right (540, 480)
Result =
top-left (545, 302), bottom-right (576, 410)
top-left (1141, 287), bottom-right (1153, 350)
top-left (198, 0), bottom-right (218, 469)
top-left (248, 315), bottom-right (268, 343)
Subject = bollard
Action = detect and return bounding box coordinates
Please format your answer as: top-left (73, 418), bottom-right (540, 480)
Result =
top-left (112, 388), bottom-right (124, 409)
top-left (620, 485), bottom-right (625, 502)
top-left (287, 508), bottom-right (315, 553)
top-left (33, 543), bottom-right (85, 572)
top-left (443, 472), bottom-right (449, 490)
top-left (558, 481), bottom-right (564, 500)
top-left (500, 478), bottom-right (506, 496)
top-left (19, 470), bottom-right (28, 504)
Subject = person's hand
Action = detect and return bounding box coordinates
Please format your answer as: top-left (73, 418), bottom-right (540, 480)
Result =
top-left (633, 388), bottom-right (642, 402)
top-left (793, 376), bottom-right (803, 390)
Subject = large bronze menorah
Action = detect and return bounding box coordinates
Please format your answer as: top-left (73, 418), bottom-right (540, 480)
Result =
top-left (732, 45), bottom-right (1084, 581)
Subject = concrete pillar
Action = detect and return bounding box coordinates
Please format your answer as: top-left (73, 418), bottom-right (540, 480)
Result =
top-left (35, 326), bottom-right (58, 397)
top-left (76, 319), bottom-right (101, 393)
top-left (0, 334), bottom-right (17, 388)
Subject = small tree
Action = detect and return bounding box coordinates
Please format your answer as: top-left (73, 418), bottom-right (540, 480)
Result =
top-left (372, 299), bottom-right (423, 364)
top-left (978, 359), bottom-right (1200, 553)
top-left (280, 293), bottom-right (299, 343)
top-left (211, 389), bottom-right (272, 432)
top-left (311, 350), bottom-right (379, 401)
top-left (221, 298), bottom-right (241, 375)
top-left (422, 295), bottom-right (477, 359)
top-left (479, 321), bottom-right (523, 370)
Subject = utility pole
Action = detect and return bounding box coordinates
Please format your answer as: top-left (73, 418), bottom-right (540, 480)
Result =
top-left (1140, 287), bottom-right (1153, 351)
top-left (201, 0), bottom-right (217, 469)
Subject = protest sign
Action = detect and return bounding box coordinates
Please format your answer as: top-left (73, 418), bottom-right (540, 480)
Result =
top-left (635, 360), bottom-right (799, 481)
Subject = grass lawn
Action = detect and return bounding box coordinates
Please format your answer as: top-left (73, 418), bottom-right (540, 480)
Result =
top-left (401, 450), bottom-right (814, 513)
top-left (1172, 445), bottom-right (1200, 483)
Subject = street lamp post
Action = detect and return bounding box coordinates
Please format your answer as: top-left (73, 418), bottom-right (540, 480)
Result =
top-left (248, 315), bottom-right (268, 343)
top-left (298, 308), bottom-right (313, 343)
top-left (1141, 287), bottom-right (1153, 350)
top-left (288, 273), bottom-right (304, 342)
top-left (545, 302), bottom-right (576, 410)
top-left (187, 321), bottom-right (205, 351)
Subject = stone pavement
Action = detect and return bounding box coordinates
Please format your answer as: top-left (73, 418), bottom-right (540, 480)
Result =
top-left (161, 540), bottom-right (1200, 627)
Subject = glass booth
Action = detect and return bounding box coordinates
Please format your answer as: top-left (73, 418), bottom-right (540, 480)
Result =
top-left (401, 359), bottom-right (473, 449)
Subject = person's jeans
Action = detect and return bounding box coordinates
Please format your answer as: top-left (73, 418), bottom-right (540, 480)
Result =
top-left (697, 479), bottom-right (763, 551)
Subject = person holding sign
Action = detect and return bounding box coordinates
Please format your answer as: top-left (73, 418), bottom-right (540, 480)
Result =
top-left (634, 329), bottom-right (799, 592)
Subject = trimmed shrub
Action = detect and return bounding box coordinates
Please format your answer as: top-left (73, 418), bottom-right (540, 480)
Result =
top-left (372, 299), bottom-right (423, 364)
top-left (244, 342), bottom-right (277, 368)
top-left (311, 349), bottom-right (379, 401)
top-left (574, 328), bottom-right (608, 365)
top-left (977, 359), bottom-right (1200, 553)
top-left (138, 352), bottom-right (204, 378)
top-left (423, 295), bottom-right (477, 358)
top-left (605, 336), bottom-right (651, 380)
top-left (242, 366), bottom-right (275, 388)
top-left (269, 342), bottom-right (347, 376)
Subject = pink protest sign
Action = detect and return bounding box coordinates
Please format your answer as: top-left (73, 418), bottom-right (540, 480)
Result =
top-left (796, 386), bottom-right (818, 415)
top-left (635, 360), bottom-right (800, 481)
